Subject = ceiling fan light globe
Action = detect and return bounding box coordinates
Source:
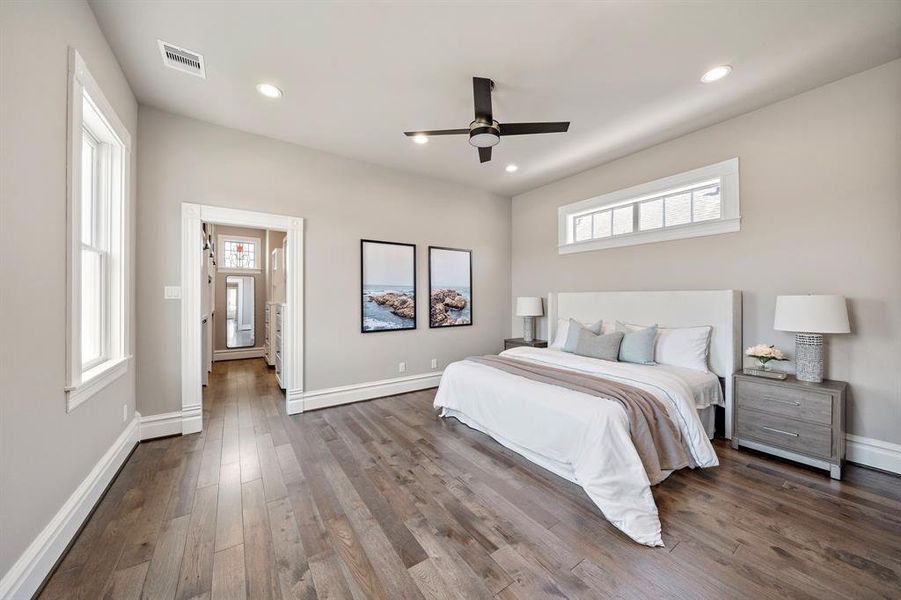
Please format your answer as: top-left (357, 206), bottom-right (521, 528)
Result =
top-left (469, 132), bottom-right (500, 148)
top-left (469, 120), bottom-right (501, 148)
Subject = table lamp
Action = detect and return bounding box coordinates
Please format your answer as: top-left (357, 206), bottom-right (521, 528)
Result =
top-left (516, 297), bottom-right (544, 342)
top-left (773, 295), bottom-right (849, 383)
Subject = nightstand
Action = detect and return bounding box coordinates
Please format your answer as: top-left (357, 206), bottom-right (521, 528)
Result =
top-left (504, 338), bottom-right (548, 350)
top-left (732, 372), bottom-right (847, 479)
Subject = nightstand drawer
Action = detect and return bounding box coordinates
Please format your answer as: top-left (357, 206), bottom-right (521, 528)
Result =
top-left (736, 379), bottom-right (832, 425)
top-left (736, 409), bottom-right (832, 459)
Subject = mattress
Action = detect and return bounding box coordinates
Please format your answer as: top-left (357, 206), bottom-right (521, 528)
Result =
top-left (652, 363), bottom-right (724, 410)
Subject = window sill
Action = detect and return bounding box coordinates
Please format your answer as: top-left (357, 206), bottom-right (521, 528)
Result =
top-left (558, 216), bottom-right (740, 255)
top-left (66, 355), bottom-right (131, 412)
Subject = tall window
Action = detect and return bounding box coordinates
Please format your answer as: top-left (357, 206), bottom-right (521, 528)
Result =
top-left (66, 49), bottom-right (131, 411)
top-left (80, 127), bottom-right (108, 368)
top-left (558, 158), bottom-right (740, 254)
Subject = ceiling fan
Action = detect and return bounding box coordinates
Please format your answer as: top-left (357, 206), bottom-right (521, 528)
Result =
top-left (404, 77), bottom-right (570, 163)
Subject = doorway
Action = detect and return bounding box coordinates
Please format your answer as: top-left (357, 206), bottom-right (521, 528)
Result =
top-left (225, 275), bottom-right (255, 348)
top-left (180, 203), bottom-right (304, 435)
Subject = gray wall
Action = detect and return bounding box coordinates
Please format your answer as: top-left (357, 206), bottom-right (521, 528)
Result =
top-left (136, 106), bottom-right (511, 417)
top-left (212, 225), bottom-right (267, 352)
top-left (0, 0), bottom-right (137, 576)
top-left (511, 59), bottom-right (901, 445)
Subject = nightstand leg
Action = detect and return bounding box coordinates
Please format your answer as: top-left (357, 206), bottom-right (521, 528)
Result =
top-left (829, 464), bottom-right (842, 480)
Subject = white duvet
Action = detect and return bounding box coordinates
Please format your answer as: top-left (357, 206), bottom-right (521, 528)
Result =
top-left (433, 346), bottom-right (719, 547)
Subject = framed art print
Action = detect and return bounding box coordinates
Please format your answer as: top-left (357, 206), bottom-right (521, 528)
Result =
top-left (361, 240), bottom-right (416, 332)
top-left (428, 246), bottom-right (472, 328)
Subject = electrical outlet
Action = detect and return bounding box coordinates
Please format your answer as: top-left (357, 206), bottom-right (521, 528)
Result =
top-left (431, 358), bottom-right (438, 369)
top-left (122, 404), bottom-right (128, 422)
top-left (398, 362), bottom-right (406, 373)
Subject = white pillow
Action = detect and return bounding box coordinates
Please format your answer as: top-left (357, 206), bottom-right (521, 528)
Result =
top-left (550, 318), bottom-right (603, 349)
top-left (618, 321), bottom-right (712, 372)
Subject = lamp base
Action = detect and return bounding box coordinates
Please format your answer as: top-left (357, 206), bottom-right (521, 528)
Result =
top-left (795, 333), bottom-right (824, 383)
top-left (522, 316), bottom-right (535, 342)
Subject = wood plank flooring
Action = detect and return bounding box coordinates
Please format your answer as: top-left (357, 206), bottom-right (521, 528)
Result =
top-left (39, 358), bottom-right (901, 599)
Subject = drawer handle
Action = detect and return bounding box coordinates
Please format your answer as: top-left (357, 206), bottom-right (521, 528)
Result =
top-left (764, 396), bottom-right (801, 407)
top-left (762, 425), bottom-right (800, 437)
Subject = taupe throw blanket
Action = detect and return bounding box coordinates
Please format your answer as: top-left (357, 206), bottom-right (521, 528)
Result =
top-left (466, 355), bottom-right (692, 485)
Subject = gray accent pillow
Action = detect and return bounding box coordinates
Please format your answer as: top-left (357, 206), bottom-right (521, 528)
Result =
top-left (574, 329), bottom-right (624, 362)
top-left (563, 318), bottom-right (603, 353)
top-left (617, 323), bottom-right (657, 365)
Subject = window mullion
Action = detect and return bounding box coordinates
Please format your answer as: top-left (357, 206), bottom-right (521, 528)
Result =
top-left (689, 187), bottom-right (695, 223)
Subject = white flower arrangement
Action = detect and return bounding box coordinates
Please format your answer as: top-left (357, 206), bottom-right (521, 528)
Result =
top-left (745, 344), bottom-right (788, 370)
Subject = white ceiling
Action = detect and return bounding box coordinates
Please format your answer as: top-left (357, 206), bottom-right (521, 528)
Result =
top-left (90, 1), bottom-right (901, 196)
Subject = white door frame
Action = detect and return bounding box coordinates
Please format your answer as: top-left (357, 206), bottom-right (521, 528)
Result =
top-left (181, 203), bottom-right (304, 434)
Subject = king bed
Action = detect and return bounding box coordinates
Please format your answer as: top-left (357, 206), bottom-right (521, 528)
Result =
top-left (434, 290), bottom-right (742, 547)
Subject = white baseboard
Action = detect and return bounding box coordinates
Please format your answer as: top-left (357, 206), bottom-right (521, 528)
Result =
top-left (213, 347), bottom-right (265, 361)
top-left (846, 434), bottom-right (901, 474)
top-left (286, 388), bottom-right (303, 415)
top-left (0, 416), bottom-right (140, 600)
top-left (140, 411), bottom-right (183, 440)
top-left (182, 404), bottom-right (202, 435)
top-left (300, 371), bottom-right (443, 412)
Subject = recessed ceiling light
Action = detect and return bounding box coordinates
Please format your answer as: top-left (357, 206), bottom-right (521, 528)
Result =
top-left (505, 164), bottom-right (518, 173)
top-left (701, 65), bottom-right (732, 83)
top-left (256, 83), bottom-right (283, 98)
top-left (412, 134), bottom-right (429, 144)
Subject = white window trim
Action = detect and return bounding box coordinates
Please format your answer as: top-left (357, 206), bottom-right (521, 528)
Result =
top-left (558, 158), bottom-right (740, 254)
top-left (217, 233), bottom-right (262, 273)
top-left (65, 49), bottom-right (132, 412)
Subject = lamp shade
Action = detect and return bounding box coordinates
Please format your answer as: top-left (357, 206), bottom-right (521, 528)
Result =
top-left (516, 296), bottom-right (544, 317)
top-left (773, 295), bottom-right (850, 334)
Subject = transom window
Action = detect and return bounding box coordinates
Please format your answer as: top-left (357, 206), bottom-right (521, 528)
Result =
top-left (558, 158), bottom-right (740, 254)
top-left (218, 235), bottom-right (261, 271)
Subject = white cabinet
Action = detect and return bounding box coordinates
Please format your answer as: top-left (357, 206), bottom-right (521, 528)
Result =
top-left (265, 301), bottom-right (278, 367)
top-left (275, 303), bottom-right (286, 390)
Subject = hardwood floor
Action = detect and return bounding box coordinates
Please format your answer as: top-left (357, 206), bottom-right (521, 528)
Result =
top-left (39, 358), bottom-right (901, 599)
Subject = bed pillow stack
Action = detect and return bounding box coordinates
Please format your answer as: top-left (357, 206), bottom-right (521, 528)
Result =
top-left (557, 318), bottom-right (622, 362)
top-left (619, 321), bottom-right (712, 372)
top-left (551, 318), bottom-right (604, 350)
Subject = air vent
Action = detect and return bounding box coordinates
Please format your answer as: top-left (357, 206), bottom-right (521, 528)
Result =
top-left (158, 40), bottom-right (206, 78)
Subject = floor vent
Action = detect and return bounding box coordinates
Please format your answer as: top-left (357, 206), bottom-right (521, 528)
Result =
top-left (158, 40), bottom-right (206, 79)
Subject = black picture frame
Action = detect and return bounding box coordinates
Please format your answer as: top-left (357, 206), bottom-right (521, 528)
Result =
top-left (428, 246), bottom-right (473, 328)
top-left (360, 239), bottom-right (417, 333)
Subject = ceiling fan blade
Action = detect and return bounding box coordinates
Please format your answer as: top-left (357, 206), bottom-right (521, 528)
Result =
top-left (500, 122), bottom-right (570, 136)
top-left (473, 77), bottom-right (493, 122)
top-left (478, 146), bottom-right (492, 163)
top-left (404, 129), bottom-right (469, 136)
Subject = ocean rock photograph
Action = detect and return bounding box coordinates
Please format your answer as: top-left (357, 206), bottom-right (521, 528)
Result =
top-left (361, 240), bottom-right (416, 332)
top-left (429, 247), bottom-right (472, 328)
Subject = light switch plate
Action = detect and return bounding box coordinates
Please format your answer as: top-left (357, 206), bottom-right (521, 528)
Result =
top-left (164, 286), bottom-right (182, 299)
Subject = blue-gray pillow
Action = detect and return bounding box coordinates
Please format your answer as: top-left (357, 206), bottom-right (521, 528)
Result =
top-left (617, 323), bottom-right (657, 365)
top-left (563, 318), bottom-right (603, 353)
top-left (574, 329), bottom-right (623, 362)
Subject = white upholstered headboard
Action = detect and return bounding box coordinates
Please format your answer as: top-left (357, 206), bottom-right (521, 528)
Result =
top-left (548, 290), bottom-right (742, 438)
